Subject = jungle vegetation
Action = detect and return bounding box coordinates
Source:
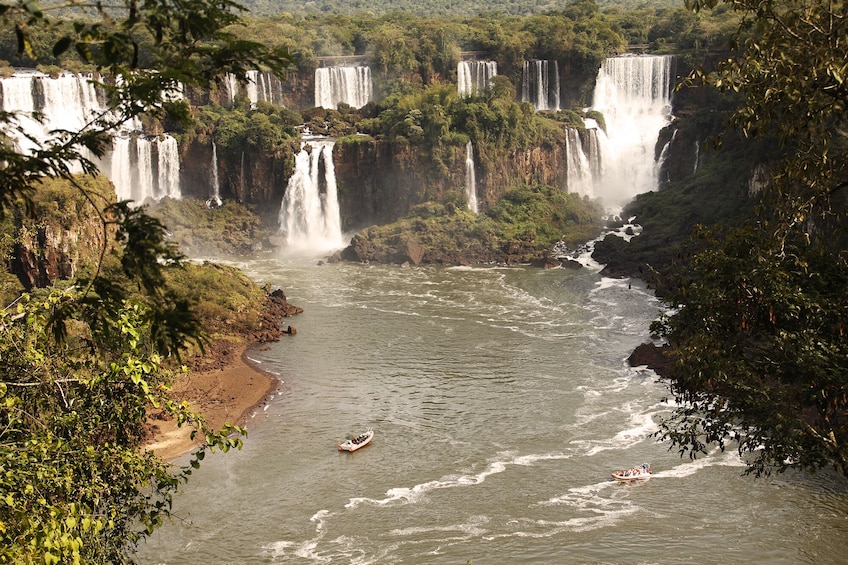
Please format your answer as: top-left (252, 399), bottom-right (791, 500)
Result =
top-left (0, 0), bottom-right (290, 562)
top-left (647, 0), bottom-right (848, 478)
top-left (0, 1), bottom-right (847, 563)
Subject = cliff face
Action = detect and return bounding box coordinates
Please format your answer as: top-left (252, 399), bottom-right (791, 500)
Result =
top-left (8, 178), bottom-right (115, 290)
top-left (334, 140), bottom-right (465, 230)
top-left (335, 138), bottom-right (568, 232)
top-left (178, 134), bottom-right (569, 233)
top-left (179, 139), bottom-right (297, 224)
top-left (477, 143), bottom-right (567, 205)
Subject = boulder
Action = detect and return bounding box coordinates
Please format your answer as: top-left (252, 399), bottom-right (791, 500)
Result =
top-left (627, 342), bottom-right (673, 377)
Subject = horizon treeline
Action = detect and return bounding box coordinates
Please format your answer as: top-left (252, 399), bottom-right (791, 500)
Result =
top-left (0, 2), bottom-right (741, 115)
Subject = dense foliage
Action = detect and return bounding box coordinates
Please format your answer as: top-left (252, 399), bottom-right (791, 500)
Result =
top-left (237, 0), bottom-right (680, 18)
top-left (652, 0), bottom-right (848, 477)
top-left (344, 184), bottom-right (604, 264)
top-left (0, 0), bottom-right (290, 561)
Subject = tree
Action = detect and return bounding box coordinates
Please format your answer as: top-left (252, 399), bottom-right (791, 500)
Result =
top-left (654, 0), bottom-right (848, 477)
top-left (0, 0), bottom-right (290, 561)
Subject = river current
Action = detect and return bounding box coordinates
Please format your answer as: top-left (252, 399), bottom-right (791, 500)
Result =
top-left (139, 253), bottom-right (848, 564)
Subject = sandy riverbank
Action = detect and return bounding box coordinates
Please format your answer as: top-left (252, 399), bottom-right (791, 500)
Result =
top-left (145, 344), bottom-right (277, 461)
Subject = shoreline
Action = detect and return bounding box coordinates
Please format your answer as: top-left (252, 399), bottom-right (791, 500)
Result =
top-left (145, 343), bottom-right (278, 461)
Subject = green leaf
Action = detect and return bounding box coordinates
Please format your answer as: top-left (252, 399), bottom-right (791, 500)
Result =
top-left (52, 36), bottom-right (72, 57)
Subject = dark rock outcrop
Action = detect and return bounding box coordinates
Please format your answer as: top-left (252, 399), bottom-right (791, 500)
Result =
top-left (627, 342), bottom-right (673, 377)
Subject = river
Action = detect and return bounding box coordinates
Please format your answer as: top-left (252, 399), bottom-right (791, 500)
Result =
top-left (138, 253), bottom-right (848, 564)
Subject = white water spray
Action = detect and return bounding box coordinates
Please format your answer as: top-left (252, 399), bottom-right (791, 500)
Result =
top-left (314, 67), bottom-right (372, 109)
top-left (278, 138), bottom-right (346, 253)
top-left (590, 54), bottom-right (674, 205)
top-left (522, 60), bottom-right (560, 111)
top-left (465, 141), bottom-right (478, 213)
top-left (457, 61), bottom-right (497, 97)
top-left (0, 71), bottom-right (181, 203)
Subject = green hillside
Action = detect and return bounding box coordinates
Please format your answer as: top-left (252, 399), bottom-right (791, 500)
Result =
top-left (238, 0), bottom-right (679, 18)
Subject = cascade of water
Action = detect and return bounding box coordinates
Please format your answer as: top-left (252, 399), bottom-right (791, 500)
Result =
top-left (133, 138), bottom-right (154, 203)
top-left (222, 73), bottom-right (239, 106)
top-left (590, 54), bottom-right (674, 205)
top-left (584, 124), bottom-right (603, 180)
top-left (226, 71), bottom-right (283, 108)
top-left (693, 140), bottom-right (700, 173)
top-left (457, 61), bottom-right (497, 97)
top-left (278, 138), bottom-right (345, 253)
top-left (521, 60), bottom-right (560, 111)
top-left (111, 137), bottom-right (134, 202)
top-left (156, 136), bottom-right (181, 200)
top-left (564, 128), bottom-right (595, 198)
top-left (207, 142), bottom-right (222, 207)
top-left (244, 71), bottom-right (260, 108)
top-left (256, 71), bottom-right (284, 106)
top-left (314, 67), bottom-right (372, 109)
top-left (1, 72), bottom-right (101, 157)
top-left (240, 151), bottom-right (246, 195)
top-left (465, 141), bottom-right (478, 213)
top-left (0, 71), bottom-right (181, 203)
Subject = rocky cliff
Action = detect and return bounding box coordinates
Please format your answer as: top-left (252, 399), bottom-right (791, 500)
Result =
top-left (179, 134), bottom-right (570, 235)
top-left (179, 138), bottom-right (298, 225)
top-left (8, 177), bottom-right (115, 290)
top-left (336, 136), bottom-right (568, 233)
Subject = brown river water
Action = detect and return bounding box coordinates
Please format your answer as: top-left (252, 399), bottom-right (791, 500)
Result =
top-left (138, 254), bottom-right (848, 564)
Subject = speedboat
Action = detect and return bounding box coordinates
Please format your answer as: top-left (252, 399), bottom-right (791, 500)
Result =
top-left (611, 463), bottom-right (652, 481)
top-left (338, 428), bottom-right (374, 452)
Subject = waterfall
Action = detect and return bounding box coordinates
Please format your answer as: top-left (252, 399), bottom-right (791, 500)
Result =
top-left (0, 71), bottom-right (181, 203)
top-left (563, 119), bottom-right (604, 198)
top-left (155, 136), bottom-right (181, 200)
top-left (590, 54), bottom-right (674, 205)
top-left (465, 141), bottom-right (478, 213)
top-left (522, 60), bottom-right (560, 111)
top-left (222, 73), bottom-right (239, 106)
top-left (133, 139), bottom-right (154, 202)
top-left (240, 151), bottom-right (246, 195)
top-left (314, 67), bottom-right (372, 109)
top-left (111, 135), bottom-right (181, 203)
top-left (110, 137), bottom-right (133, 202)
top-left (223, 71), bottom-right (284, 108)
top-left (694, 140), bottom-right (700, 173)
top-left (278, 138), bottom-right (345, 253)
top-left (457, 61), bottom-right (497, 97)
top-left (565, 128), bottom-right (594, 198)
top-left (207, 142), bottom-right (222, 208)
top-left (1, 72), bottom-right (101, 157)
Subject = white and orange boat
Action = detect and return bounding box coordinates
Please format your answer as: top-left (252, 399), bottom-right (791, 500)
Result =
top-left (611, 463), bottom-right (652, 481)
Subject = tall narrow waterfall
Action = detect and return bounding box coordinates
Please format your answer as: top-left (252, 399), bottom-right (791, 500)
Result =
top-left (314, 67), bottom-right (372, 109)
top-left (207, 142), bottom-right (222, 207)
top-left (465, 141), bottom-right (479, 213)
top-left (0, 71), bottom-right (181, 203)
top-left (522, 60), bottom-right (560, 111)
top-left (590, 54), bottom-right (674, 205)
top-left (565, 128), bottom-right (594, 197)
top-left (278, 138), bottom-right (345, 253)
top-left (457, 61), bottom-right (497, 97)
